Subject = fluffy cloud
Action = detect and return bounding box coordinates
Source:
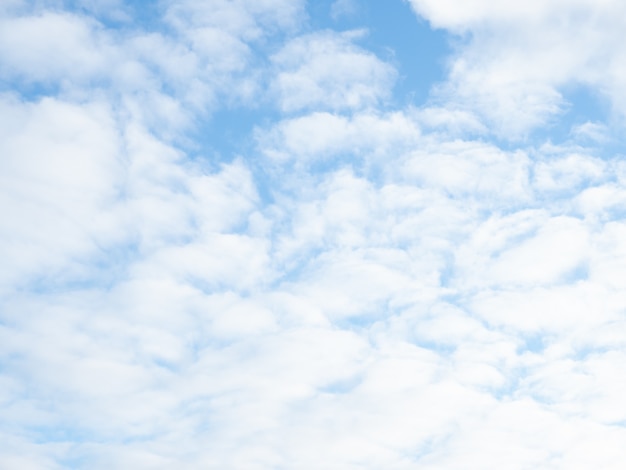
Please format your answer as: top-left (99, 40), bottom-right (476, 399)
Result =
top-left (407, 0), bottom-right (626, 137)
top-left (258, 110), bottom-right (420, 163)
top-left (270, 30), bottom-right (397, 112)
top-left (3, 0), bottom-right (626, 468)
top-left (0, 94), bottom-right (123, 292)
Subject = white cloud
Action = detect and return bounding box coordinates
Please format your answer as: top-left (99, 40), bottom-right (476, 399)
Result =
top-left (400, 139), bottom-right (531, 201)
top-left (455, 212), bottom-right (590, 289)
top-left (3, 0), bottom-right (626, 468)
top-left (0, 12), bottom-right (110, 83)
top-left (407, 0), bottom-right (626, 136)
top-left (165, 0), bottom-right (305, 40)
top-left (270, 30), bottom-right (397, 113)
top-left (588, 221), bottom-right (626, 289)
top-left (415, 106), bottom-right (487, 135)
top-left (0, 95), bottom-right (124, 293)
top-left (258, 110), bottom-right (420, 163)
top-left (570, 121), bottom-right (611, 143)
top-left (533, 152), bottom-right (607, 193)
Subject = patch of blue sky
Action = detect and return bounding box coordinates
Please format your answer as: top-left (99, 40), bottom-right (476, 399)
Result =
top-left (603, 205), bottom-right (626, 222)
top-left (437, 253), bottom-right (456, 288)
top-left (0, 79), bottom-right (60, 102)
top-left (308, 0), bottom-right (451, 107)
top-left (560, 263), bottom-right (590, 284)
top-left (334, 310), bottom-right (395, 332)
top-left (318, 373), bottom-right (363, 394)
top-left (518, 333), bottom-right (546, 354)
top-left (438, 290), bottom-right (467, 307)
top-left (31, 424), bottom-right (164, 462)
top-left (157, 47), bottom-right (285, 173)
top-left (29, 424), bottom-right (97, 445)
top-left (151, 357), bottom-right (179, 373)
top-left (247, 163), bottom-right (280, 206)
top-left (189, 106), bottom-right (282, 166)
top-left (17, 274), bottom-right (103, 298)
top-left (114, 0), bottom-right (167, 29)
top-left (491, 373), bottom-right (524, 400)
top-left (559, 84), bottom-right (611, 134)
top-left (531, 83), bottom-right (624, 154)
top-left (411, 336), bottom-right (456, 356)
top-left (0, 71), bottom-right (113, 105)
top-left (56, 453), bottom-right (89, 470)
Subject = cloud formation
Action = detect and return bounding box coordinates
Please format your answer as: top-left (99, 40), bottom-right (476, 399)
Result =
top-left (2, 0), bottom-right (626, 468)
top-left (407, 0), bottom-right (626, 137)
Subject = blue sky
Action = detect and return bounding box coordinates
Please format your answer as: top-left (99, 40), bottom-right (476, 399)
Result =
top-left (2, 0), bottom-right (626, 468)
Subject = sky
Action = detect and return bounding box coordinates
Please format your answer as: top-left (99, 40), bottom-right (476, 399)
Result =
top-left (2, 0), bottom-right (626, 468)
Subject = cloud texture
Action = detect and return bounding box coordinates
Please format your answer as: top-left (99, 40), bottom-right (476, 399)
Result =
top-left (2, 0), bottom-right (626, 468)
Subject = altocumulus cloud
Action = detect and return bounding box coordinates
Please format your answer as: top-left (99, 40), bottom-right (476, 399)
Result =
top-left (2, 0), bottom-right (626, 468)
